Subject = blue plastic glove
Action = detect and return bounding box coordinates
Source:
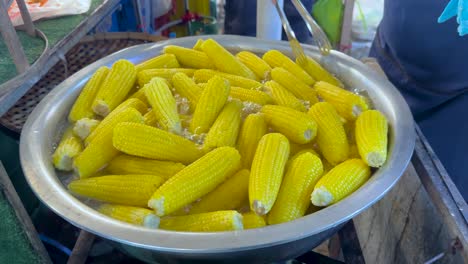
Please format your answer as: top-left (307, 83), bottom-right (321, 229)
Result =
top-left (438, 0), bottom-right (468, 36)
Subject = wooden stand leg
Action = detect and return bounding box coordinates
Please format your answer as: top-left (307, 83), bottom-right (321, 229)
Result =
top-left (16, 0), bottom-right (36, 36)
top-left (67, 230), bottom-right (96, 264)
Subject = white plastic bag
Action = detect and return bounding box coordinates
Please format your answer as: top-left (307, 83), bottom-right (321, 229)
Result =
top-left (8, 0), bottom-right (91, 26)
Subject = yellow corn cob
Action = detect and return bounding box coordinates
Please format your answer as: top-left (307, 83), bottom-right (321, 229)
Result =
top-left (264, 81), bottom-right (306, 112)
top-left (308, 102), bottom-right (349, 165)
top-left (74, 108), bottom-right (144, 178)
top-left (237, 113), bottom-right (268, 169)
top-left (159, 210), bottom-right (243, 232)
top-left (172, 72), bottom-right (202, 110)
top-left (355, 110), bottom-right (388, 167)
top-left (68, 67), bottom-right (110, 122)
top-left (270, 67), bottom-right (318, 104)
top-left (107, 154), bottom-right (185, 180)
top-left (289, 142), bottom-right (317, 156)
top-left (68, 174), bottom-right (164, 207)
top-left (52, 127), bottom-right (83, 171)
top-left (128, 87), bottom-right (149, 105)
top-left (190, 76), bottom-right (230, 134)
top-left (262, 50), bottom-right (315, 85)
top-left (143, 77), bottom-right (181, 134)
top-left (268, 153), bottom-right (323, 224)
top-left (311, 159), bottom-right (371, 206)
top-left (163, 45), bottom-right (215, 69)
top-left (193, 69), bottom-right (262, 90)
top-left (193, 39), bottom-right (204, 51)
top-left (261, 105), bottom-right (317, 144)
top-left (148, 147), bottom-right (241, 216)
top-left (92, 60), bottom-right (137, 117)
top-left (229, 87), bottom-right (273, 105)
top-left (73, 118), bottom-right (100, 141)
top-left (298, 56), bottom-right (343, 87)
top-left (113, 122), bottom-right (204, 164)
top-left (143, 110), bottom-right (158, 127)
top-left (204, 101), bottom-right (243, 150)
top-left (98, 204), bottom-right (160, 228)
top-left (314, 81), bottom-right (369, 121)
top-left (85, 98), bottom-right (147, 145)
top-left (242, 212), bottom-right (266, 229)
top-left (236, 51), bottom-right (272, 79)
top-left (249, 133), bottom-right (290, 215)
top-left (137, 68), bottom-right (196, 87)
top-left (135, 54), bottom-right (180, 72)
top-left (189, 169), bottom-right (250, 214)
top-left (201, 38), bottom-right (257, 80)
top-left (291, 148), bottom-right (320, 160)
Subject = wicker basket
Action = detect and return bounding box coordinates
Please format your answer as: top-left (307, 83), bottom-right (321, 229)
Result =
top-left (0, 32), bottom-right (167, 133)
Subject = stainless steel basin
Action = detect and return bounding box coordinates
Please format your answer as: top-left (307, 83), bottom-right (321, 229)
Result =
top-left (20, 35), bottom-right (415, 263)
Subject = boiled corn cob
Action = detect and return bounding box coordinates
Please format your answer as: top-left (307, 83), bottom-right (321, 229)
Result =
top-left (92, 60), bottom-right (137, 117)
top-left (290, 148), bottom-right (320, 160)
top-left (204, 100), bottom-right (243, 150)
top-left (229, 87), bottom-right (273, 105)
top-left (314, 81), bottom-right (369, 121)
top-left (148, 147), bottom-right (241, 216)
top-left (113, 122), bottom-right (204, 164)
top-left (261, 105), bottom-right (317, 144)
top-left (298, 56), bottom-right (343, 87)
top-left (73, 118), bottom-right (100, 140)
top-left (172, 72), bottom-right (202, 110)
top-left (189, 169), bottom-right (250, 214)
top-left (144, 77), bottom-right (181, 134)
top-left (263, 50), bottom-right (315, 85)
top-left (308, 102), bottom-right (349, 165)
top-left (242, 212), bottom-right (266, 229)
top-left (107, 154), bottom-right (185, 180)
top-left (249, 133), bottom-right (290, 215)
top-left (268, 153), bottom-right (323, 224)
top-left (193, 39), bottom-right (204, 51)
top-left (236, 51), bottom-right (272, 79)
top-left (135, 53), bottom-right (180, 72)
top-left (74, 108), bottom-right (144, 178)
top-left (164, 45), bottom-right (215, 69)
top-left (68, 174), bottom-right (164, 207)
top-left (193, 69), bottom-right (262, 90)
top-left (311, 159), bottom-right (371, 206)
top-left (85, 98), bottom-right (147, 145)
top-left (264, 81), bottom-right (306, 112)
top-left (237, 113), bottom-right (267, 169)
top-left (52, 127), bottom-right (83, 171)
top-left (98, 204), bottom-right (160, 228)
top-left (143, 110), bottom-right (158, 127)
top-left (201, 38), bottom-right (257, 80)
top-left (355, 110), bottom-right (388, 167)
top-left (270, 67), bottom-right (318, 104)
top-left (68, 67), bottom-right (110, 122)
top-left (190, 76), bottom-right (230, 134)
top-left (159, 210), bottom-right (243, 232)
top-left (137, 68), bottom-right (196, 87)
top-left (128, 87), bottom-right (149, 105)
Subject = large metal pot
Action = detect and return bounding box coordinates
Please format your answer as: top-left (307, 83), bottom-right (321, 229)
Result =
top-left (20, 35), bottom-right (415, 263)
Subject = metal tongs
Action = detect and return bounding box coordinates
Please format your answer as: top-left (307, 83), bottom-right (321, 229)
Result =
top-left (272, 0), bottom-right (332, 64)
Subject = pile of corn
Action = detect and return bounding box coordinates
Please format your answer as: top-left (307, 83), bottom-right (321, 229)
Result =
top-left (52, 38), bottom-right (388, 232)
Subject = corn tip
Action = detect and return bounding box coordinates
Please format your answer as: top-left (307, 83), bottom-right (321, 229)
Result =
top-left (148, 197), bottom-right (165, 216)
top-left (311, 186), bottom-right (333, 206)
top-left (93, 100), bottom-right (110, 116)
top-left (367, 152), bottom-right (385, 168)
top-left (252, 200), bottom-right (266, 215)
top-left (143, 214), bottom-right (160, 229)
top-left (233, 213), bottom-right (244, 230)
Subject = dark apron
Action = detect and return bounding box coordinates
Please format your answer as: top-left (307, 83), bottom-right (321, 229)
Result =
top-left (370, 1), bottom-right (468, 199)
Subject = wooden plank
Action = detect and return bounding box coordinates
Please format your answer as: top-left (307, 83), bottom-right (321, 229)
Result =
top-left (0, 161), bottom-right (52, 263)
top-left (0, 0), bottom-right (29, 73)
top-left (67, 230), bottom-right (96, 264)
top-left (353, 164), bottom-right (466, 264)
top-left (338, 221), bottom-right (365, 264)
top-left (0, 0), bottom-right (120, 117)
